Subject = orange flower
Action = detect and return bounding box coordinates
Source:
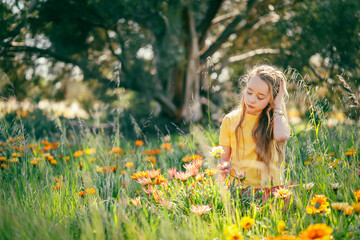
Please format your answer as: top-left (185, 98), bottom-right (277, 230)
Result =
top-left (52, 183), bottom-right (63, 191)
top-left (167, 167), bottom-right (177, 179)
top-left (125, 162), bottom-right (133, 168)
top-left (143, 149), bottom-right (161, 155)
top-left (182, 155), bottom-right (203, 162)
top-left (135, 140), bottom-right (144, 146)
top-left (153, 174), bottom-right (168, 185)
top-left (41, 140), bottom-right (51, 146)
top-left (78, 191), bottom-right (86, 197)
top-left (175, 171), bottom-right (191, 181)
top-left (160, 143), bottom-right (172, 152)
top-left (307, 195), bottom-right (331, 215)
top-left (85, 188), bottom-right (96, 194)
top-left (120, 170), bottom-right (126, 175)
top-left (43, 145), bottom-right (52, 151)
top-left (0, 157), bottom-right (6, 162)
top-left (112, 147), bottom-right (122, 153)
top-left (73, 151), bottom-right (84, 157)
top-left (352, 202), bottom-right (360, 212)
top-left (136, 177), bottom-right (152, 186)
top-left (300, 223), bottom-right (333, 240)
top-left (354, 190), bottom-right (360, 201)
top-left (131, 171), bottom-right (149, 180)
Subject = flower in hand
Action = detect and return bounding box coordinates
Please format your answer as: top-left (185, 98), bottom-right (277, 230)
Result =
top-left (210, 146), bottom-right (225, 158)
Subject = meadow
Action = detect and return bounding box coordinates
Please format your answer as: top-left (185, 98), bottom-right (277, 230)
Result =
top-left (0, 104), bottom-right (359, 240)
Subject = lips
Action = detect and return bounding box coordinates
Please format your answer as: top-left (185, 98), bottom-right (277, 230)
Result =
top-left (247, 104), bottom-right (255, 109)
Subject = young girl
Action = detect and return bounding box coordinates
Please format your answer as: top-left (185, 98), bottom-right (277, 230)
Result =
top-left (218, 65), bottom-right (291, 194)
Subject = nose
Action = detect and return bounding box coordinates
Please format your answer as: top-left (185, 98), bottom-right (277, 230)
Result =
top-left (249, 95), bottom-right (256, 103)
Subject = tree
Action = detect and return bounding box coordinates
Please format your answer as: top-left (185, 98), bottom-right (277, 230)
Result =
top-left (1, 0), bottom-right (359, 122)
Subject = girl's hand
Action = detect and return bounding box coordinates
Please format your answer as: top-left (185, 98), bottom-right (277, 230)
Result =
top-left (218, 161), bottom-right (231, 179)
top-left (274, 78), bottom-right (286, 107)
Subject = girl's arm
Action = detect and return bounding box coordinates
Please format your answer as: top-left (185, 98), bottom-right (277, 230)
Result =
top-left (273, 107), bottom-right (291, 142)
top-left (273, 78), bottom-right (291, 142)
top-left (218, 146), bottom-right (231, 180)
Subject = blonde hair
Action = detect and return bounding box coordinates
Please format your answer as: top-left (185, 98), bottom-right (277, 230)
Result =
top-left (234, 65), bottom-right (288, 175)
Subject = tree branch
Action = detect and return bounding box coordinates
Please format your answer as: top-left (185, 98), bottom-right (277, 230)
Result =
top-left (197, 0), bottom-right (224, 46)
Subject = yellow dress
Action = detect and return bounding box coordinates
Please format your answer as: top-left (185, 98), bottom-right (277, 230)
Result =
top-left (219, 108), bottom-right (283, 188)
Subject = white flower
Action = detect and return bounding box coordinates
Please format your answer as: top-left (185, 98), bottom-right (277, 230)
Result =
top-left (303, 182), bottom-right (315, 190)
top-left (235, 170), bottom-right (246, 181)
top-left (210, 146), bottom-right (225, 158)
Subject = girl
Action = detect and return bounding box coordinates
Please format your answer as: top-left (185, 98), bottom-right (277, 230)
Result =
top-left (218, 65), bottom-right (291, 193)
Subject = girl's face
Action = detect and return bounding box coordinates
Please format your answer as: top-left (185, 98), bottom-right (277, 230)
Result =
top-left (244, 76), bottom-right (271, 115)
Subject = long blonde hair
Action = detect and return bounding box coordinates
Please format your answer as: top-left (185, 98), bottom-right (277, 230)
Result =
top-left (235, 65), bottom-right (288, 174)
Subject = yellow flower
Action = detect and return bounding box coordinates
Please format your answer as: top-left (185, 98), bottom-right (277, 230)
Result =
top-left (190, 205), bottom-right (212, 216)
top-left (12, 152), bottom-right (21, 157)
top-left (310, 194), bottom-right (330, 209)
top-left (85, 148), bottom-right (96, 155)
top-left (205, 169), bottom-right (217, 176)
top-left (354, 189), bottom-right (360, 201)
top-left (153, 174), bottom-right (168, 185)
top-left (129, 197), bottom-right (142, 207)
top-left (273, 187), bottom-right (291, 199)
top-left (0, 157), bottom-right (6, 162)
top-left (224, 224), bottom-right (242, 240)
top-left (50, 159), bottom-right (57, 165)
top-left (304, 161), bottom-right (311, 166)
top-left (89, 158), bottom-right (96, 162)
top-left (147, 168), bottom-right (161, 178)
top-left (331, 202), bottom-right (349, 211)
top-left (306, 206), bottom-right (318, 215)
top-left (240, 216), bottom-right (255, 230)
top-left (277, 220), bottom-right (288, 233)
top-left (300, 223), bottom-right (333, 240)
top-left (8, 158), bottom-right (19, 163)
top-left (209, 146), bottom-right (224, 158)
top-left (136, 177), bottom-right (152, 186)
top-left (351, 202), bottom-right (360, 212)
top-left (160, 142), bottom-right (172, 152)
top-left (125, 162), bottom-right (134, 168)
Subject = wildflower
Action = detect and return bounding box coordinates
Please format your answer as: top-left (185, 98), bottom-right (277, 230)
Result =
top-left (89, 158), bottom-right (96, 162)
top-left (152, 189), bottom-right (163, 203)
top-left (160, 199), bottom-right (174, 209)
top-left (12, 152), bottom-right (21, 157)
top-left (331, 202), bottom-right (349, 211)
top-left (73, 151), bottom-right (83, 157)
top-left (65, 156), bottom-right (70, 162)
top-left (129, 197), bottom-right (142, 207)
top-left (0, 157), bottom-right (6, 162)
top-left (240, 216), bottom-right (255, 230)
top-left (195, 173), bottom-right (204, 181)
top-left (191, 158), bottom-right (204, 168)
top-left (354, 190), bottom-right (360, 201)
top-left (277, 220), bottom-right (288, 234)
top-left (131, 171), bottom-right (148, 180)
top-left (174, 171), bottom-right (191, 181)
top-left (41, 140), bottom-right (51, 146)
top-left (79, 162), bottom-right (83, 169)
top-left (1, 163), bottom-right (7, 170)
top-left (147, 168), bottom-right (161, 178)
top-left (184, 163), bottom-right (199, 177)
top-left (273, 187), bottom-right (291, 199)
top-left (112, 147), bottom-right (122, 154)
top-left (328, 152), bottom-right (334, 157)
top-left (167, 167), bottom-right (177, 179)
top-left (160, 142), bottom-right (172, 152)
top-left (78, 191), bottom-right (86, 197)
top-left (50, 159), bottom-right (57, 165)
top-left (30, 159), bottom-right (39, 165)
top-left (8, 158), bottom-right (19, 163)
top-left (345, 148), bottom-right (356, 156)
top-left (163, 135), bottom-right (171, 141)
top-left (153, 174), bottom-right (168, 185)
top-left (224, 224), bottom-right (242, 240)
top-left (308, 156), bottom-right (313, 160)
top-left (351, 202), bottom-right (360, 212)
top-left (85, 148), bottom-right (96, 155)
top-left (178, 142), bottom-right (185, 148)
top-left (136, 177), bottom-right (152, 186)
top-left (304, 161), bottom-right (311, 166)
top-left (303, 182), bottom-right (315, 191)
top-left (210, 146), bottom-right (224, 158)
top-left (144, 156), bottom-right (157, 166)
top-left (343, 205), bottom-right (354, 215)
top-left (234, 170), bottom-right (246, 181)
top-left (300, 223), bottom-right (333, 240)
top-left (135, 140), bottom-right (144, 146)
top-left (85, 188), bottom-right (96, 194)
top-left (125, 162), bottom-right (133, 168)
top-left (143, 149), bottom-right (160, 155)
top-left (190, 205), bottom-right (211, 216)
top-left (120, 170), bottom-right (126, 175)
top-left (330, 183), bottom-right (341, 190)
top-left (52, 183), bottom-right (63, 191)
top-left (307, 194), bottom-right (331, 215)
top-left (205, 169), bottom-right (217, 176)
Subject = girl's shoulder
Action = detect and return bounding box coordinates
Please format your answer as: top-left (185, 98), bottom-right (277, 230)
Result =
top-left (225, 108), bottom-right (243, 119)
